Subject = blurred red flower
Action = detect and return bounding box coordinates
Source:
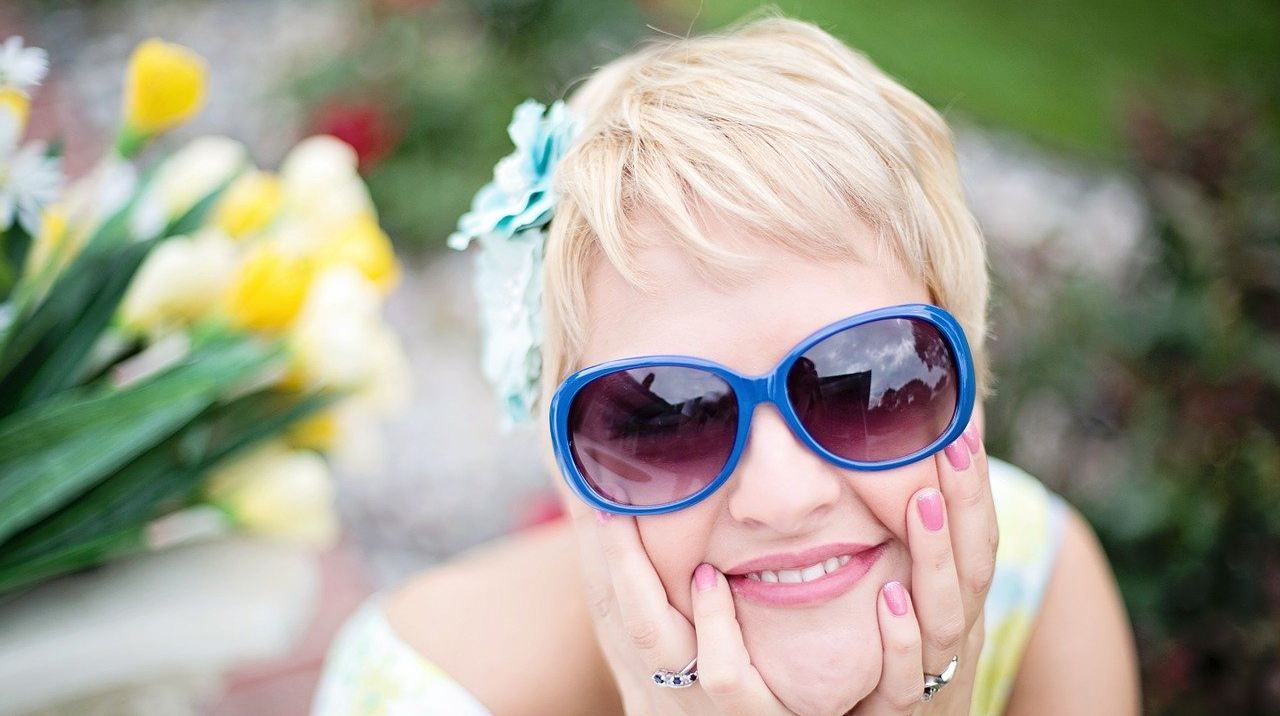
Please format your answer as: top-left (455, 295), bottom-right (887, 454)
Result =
top-left (307, 98), bottom-right (402, 172)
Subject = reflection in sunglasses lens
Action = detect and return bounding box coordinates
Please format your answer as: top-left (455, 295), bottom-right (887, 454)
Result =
top-left (787, 318), bottom-right (957, 463)
top-left (568, 366), bottom-right (738, 507)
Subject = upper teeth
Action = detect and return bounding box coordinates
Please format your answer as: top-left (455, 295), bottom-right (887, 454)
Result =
top-left (746, 554), bottom-right (853, 583)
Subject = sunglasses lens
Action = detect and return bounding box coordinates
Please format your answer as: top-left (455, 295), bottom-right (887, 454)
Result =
top-left (786, 318), bottom-right (958, 463)
top-left (568, 366), bottom-right (739, 507)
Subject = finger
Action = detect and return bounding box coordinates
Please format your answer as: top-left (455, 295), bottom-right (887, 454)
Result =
top-left (596, 510), bottom-right (697, 667)
top-left (908, 485), bottom-right (967, 679)
top-left (566, 503), bottom-right (619, 626)
top-left (937, 420), bottom-right (999, 624)
top-left (858, 581), bottom-right (924, 714)
top-left (690, 563), bottom-right (790, 713)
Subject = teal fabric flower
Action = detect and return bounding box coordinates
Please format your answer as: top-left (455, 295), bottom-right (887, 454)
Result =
top-left (448, 99), bottom-right (582, 426)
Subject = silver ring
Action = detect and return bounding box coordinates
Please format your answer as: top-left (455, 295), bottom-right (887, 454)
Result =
top-left (921, 655), bottom-right (959, 702)
top-left (652, 657), bottom-right (698, 688)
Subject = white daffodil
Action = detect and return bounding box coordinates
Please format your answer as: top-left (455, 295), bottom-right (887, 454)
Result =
top-left (130, 135), bottom-right (247, 240)
top-left (288, 265), bottom-right (382, 390)
top-left (118, 228), bottom-right (238, 333)
top-left (279, 135), bottom-right (373, 234)
top-left (203, 440), bottom-right (338, 548)
top-left (0, 139), bottom-right (61, 234)
top-left (0, 37), bottom-right (49, 91)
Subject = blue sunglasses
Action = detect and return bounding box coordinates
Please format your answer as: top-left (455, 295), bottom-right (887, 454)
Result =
top-left (549, 303), bottom-right (976, 515)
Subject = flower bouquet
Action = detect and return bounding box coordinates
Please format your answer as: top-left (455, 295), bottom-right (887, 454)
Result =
top-left (0, 37), bottom-right (408, 596)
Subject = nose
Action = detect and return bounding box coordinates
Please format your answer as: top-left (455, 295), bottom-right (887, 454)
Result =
top-left (725, 403), bottom-right (842, 534)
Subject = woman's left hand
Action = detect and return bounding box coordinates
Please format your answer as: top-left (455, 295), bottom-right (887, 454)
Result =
top-left (854, 420), bottom-right (998, 714)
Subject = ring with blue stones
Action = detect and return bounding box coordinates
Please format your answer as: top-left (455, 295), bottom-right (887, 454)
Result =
top-left (652, 658), bottom-right (698, 688)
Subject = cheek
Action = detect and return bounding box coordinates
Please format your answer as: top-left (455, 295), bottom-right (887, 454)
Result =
top-left (852, 459), bottom-right (940, 543)
top-left (637, 509), bottom-right (717, 620)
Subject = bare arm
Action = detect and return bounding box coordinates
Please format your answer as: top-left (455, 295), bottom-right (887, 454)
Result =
top-left (383, 521), bottom-right (624, 716)
top-left (1004, 505), bottom-right (1142, 715)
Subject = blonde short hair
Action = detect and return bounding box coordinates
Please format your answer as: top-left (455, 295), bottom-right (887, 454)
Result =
top-left (539, 11), bottom-right (991, 421)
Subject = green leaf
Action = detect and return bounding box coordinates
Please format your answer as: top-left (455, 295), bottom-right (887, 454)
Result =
top-left (0, 224), bottom-right (33, 303)
top-left (0, 239), bottom-right (156, 416)
top-left (0, 526), bottom-right (144, 597)
top-left (0, 337), bottom-right (277, 543)
top-left (0, 389), bottom-right (332, 594)
top-left (164, 173), bottom-right (237, 239)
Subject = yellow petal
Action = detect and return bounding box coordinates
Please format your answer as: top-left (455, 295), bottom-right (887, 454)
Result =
top-left (24, 205), bottom-right (69, 274)
top-left (0, 88), bottom-right (30, 134)
top-left (314, 213), bottom-right (400, 292)
top-left (287, 411), bottom-right (339, 451)
top-left (123, 39), bottom-right (208, 136)
top-left (225, 242), bottom-right (314, 332)
top-left (214, 171), bottom-right (283, 238)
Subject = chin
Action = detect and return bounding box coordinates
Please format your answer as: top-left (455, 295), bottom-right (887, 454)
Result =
top-left (737, 592), bottom-right (882, 716)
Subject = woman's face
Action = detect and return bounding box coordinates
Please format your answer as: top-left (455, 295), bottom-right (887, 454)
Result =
top-left (567, 212), bottom-right (970, 714)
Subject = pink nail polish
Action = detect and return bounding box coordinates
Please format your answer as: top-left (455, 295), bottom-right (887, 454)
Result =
top-left (694, 563), bottom-right (716, 592)
top-left (944, 440), bottom-right (970, 471)
top-left (962, 422), bottom-right (981, 453)
top-left (883, 581), bottom-right (908, 616)
top-left (596, 509), bottom-right (611, 523)
top-left (917, 489), bottom-right (945, 532)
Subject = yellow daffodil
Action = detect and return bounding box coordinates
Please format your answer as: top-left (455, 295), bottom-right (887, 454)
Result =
top-left (203, 441), bottom-right (338, 548)
top-left (214, 170), bottom-right (283, 239)
top-left (287, 411), bottom-right (339, 451)
top-left (118, 39), bottom-right (207, 156)
top-left (225, 241), bottom-right (314, 332)
top-left (0, 87), bottom-right (29, 132)
top-left (23, 204), bottom-right (68, 274)
top-left (314, 212), bottom-right (400, 292)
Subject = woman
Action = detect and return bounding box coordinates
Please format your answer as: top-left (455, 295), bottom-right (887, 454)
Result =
top-left (313, 13), bottom-right (1140, 715)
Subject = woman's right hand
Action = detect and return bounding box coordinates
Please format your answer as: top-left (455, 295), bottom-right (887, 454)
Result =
top-left (569, 501), bottom-right (794, 715)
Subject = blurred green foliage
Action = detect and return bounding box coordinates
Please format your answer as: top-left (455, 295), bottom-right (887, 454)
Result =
top-left (699, 0), bottom-right (1280, 158)
top-left (985, 92), bottom-right (1280, 713)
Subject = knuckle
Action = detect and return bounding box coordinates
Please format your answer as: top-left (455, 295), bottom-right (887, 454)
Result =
top-left (599, 537), bottom-right (627, 563)
top-left (622, 615), bottom-right (663, 652)
top-left (890, 687), bottom-right (922, 712)
top-left (890, 632), bottom-right (921, 660)
top-left (585, 582), bottom-right (614, 620)
top-left (964, 557), bottom-right (997, 597)
top-left (953, 481), bottom-right (988, 510)
top-left (931, 546), bottom-right (955, 573)
top-left (928, 615), bottom-right (966, 653)
top-left (698, 668), bottom-right (745, 699)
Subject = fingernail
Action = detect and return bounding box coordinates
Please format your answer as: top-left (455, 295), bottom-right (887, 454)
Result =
top-left (596, 509), bottom-right (611, 524)
top-left (944, 440), bottom-right (970, 471)
top-left (883, 581), bottom-right (908, 616)
top-left (917, 489), bottom-right (945, 532)
top-left (694, 563), bottom-right (716, 592)
top-left (962, 422), bottom-right (981, 453)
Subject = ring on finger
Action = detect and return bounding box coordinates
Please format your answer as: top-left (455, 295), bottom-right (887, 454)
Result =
top-left (652, 657), bottom-right (698, 688)
top-left (921, 655), bottom-right (958, 702)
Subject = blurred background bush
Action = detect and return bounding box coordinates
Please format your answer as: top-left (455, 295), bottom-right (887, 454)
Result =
top-left (5, 0), bottom-right (1277, 713)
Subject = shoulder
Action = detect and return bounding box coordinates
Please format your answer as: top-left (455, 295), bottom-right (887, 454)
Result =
top-left (380, 520), bottom-right (622, 716)
top-left (1001, 486), bottom-right (1142, 714)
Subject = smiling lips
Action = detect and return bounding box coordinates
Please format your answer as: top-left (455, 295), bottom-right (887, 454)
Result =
top-left (724, 542), bottom-right (888, 607)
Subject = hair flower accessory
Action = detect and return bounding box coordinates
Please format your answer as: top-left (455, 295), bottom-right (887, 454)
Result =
top-left (448, 98), bottom-right (582, 426)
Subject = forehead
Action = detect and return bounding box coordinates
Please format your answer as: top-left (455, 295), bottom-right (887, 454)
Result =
top-left (579, 213), bottom-right (931, 375)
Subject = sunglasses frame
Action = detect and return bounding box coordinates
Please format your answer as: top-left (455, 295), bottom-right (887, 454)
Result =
top-left (549, 303), bottom-right (977, 515)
